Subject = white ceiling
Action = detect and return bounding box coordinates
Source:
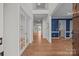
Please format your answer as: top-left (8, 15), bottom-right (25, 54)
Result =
top-left (33, 14), bottom-right (48, 24)
top-left (52, 3), bottom-right (72, 18)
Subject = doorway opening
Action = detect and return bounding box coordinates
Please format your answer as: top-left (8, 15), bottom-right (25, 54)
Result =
top-left (33, 14), bottom-right (48, 43)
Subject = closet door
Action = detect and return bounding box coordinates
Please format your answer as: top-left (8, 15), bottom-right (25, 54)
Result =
top-left (73, 3), bottom-right (79, 55)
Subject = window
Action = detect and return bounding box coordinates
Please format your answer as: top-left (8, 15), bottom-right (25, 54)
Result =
top-left (51, 19), bottom-right (59, 37)
top-left (66, 20), bottom-right (70, 37)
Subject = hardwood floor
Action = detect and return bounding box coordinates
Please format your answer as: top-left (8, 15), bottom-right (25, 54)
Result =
top-left (22, 32), bottom-right (73, 56)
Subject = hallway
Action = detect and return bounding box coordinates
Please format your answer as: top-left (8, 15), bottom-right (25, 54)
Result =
top-left (22, 33), bottom-right (73, 56)
top-left (1, 3), bottom-right (74, 56)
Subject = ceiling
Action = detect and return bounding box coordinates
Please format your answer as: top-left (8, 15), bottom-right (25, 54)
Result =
top-left (33, 14), bottom-right (48, 24)
top-left (34, 3), bottom-right (47, 9)
top-left (52, 3), bottom-right (72, 18)
top-left (33, 3), bottom-right (72, 24)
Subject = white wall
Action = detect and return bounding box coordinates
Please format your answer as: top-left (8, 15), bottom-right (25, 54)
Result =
top-left (19, 7), bottom-right (28, 55)
top-left (48, 16), bottom-right (52, 43)
top-left (48, 3), bottom-right (59, 15)
top-left (42, 19), bottom-right (46, 39)
top-left (21, 3), bottom-right (33, 43)
top-left (3, 3), bottom-right (20, 56)
top-left (26, 15), bottom-right (31, 43)
top-left (0, 3), bottom-right (3, 38)
top-left (3, 3), bottom-right (33, 56)
top-left (19, 4), bottom-right (33, 55)
top-left (33, 24), bottom-right (37, 32)
top-left (48, 3), bottom-right (59, 43)
top-left (0, 3), bottom-right (3, 54)
top-left (42, 17), bottom-right (49, 42)
top-left (33, 10), bottom-right (49, 14)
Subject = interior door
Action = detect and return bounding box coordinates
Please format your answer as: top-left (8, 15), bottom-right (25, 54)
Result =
top-left (73, 3), bottom-right (79, 55)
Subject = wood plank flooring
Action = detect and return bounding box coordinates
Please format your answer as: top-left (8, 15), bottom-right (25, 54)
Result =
top-left (22, 32), bottom-right (73, 56)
